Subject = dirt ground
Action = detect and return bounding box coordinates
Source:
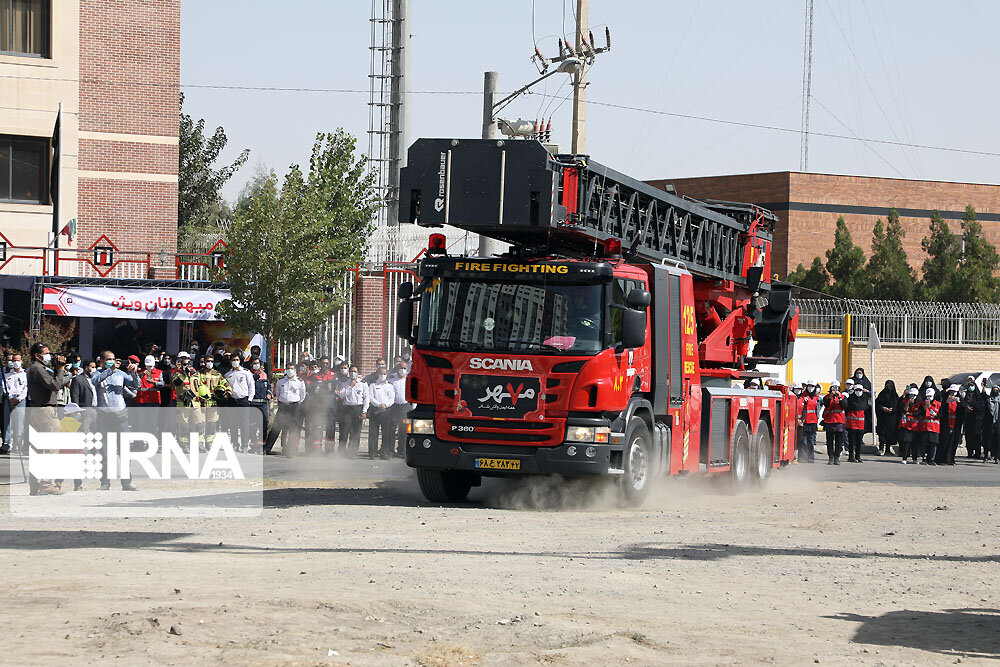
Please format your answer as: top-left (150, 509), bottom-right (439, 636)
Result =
top-left (2, 463), bottom-right (999, 666)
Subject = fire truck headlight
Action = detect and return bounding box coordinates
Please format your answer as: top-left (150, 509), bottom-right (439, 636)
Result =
top-left (409, 418), bottom-right (434, 435)
top-left (566, 426), bottom-right (610, 443)
top-left (585, 446), bottom-right (597, 458)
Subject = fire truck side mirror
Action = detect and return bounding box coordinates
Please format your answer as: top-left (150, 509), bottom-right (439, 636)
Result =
top-left (396, 282), bottom-right (416, 343)
top-left (622, 309), bottom-right (647, 349)
top-left (625, 289), bottom-right (650, 308)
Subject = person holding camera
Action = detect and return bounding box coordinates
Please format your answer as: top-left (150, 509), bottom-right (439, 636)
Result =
top-left (25, 343), bottom-right (69, 495)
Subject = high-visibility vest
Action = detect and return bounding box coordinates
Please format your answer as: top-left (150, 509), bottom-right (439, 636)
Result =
top-left (919, 400), bottom-right (941, 433)
top-left (944, 398), bottom-right (959, 429)
top-left (800, 395), bottom-right (819, 424)
top-left (899, 397), bottom-right (918, 430)
top-left (846, 402), bottom-right (865, 430)
top-left (823, 394), bottom-right (846, 424)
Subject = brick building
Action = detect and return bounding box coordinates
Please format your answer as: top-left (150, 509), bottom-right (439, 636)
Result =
top-left (646, 172), bottom-right (1000, 278)
top-left (0, 0), bottom-right (180, 254)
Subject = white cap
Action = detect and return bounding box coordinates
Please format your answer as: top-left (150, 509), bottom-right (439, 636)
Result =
top-left (925, 387), bottom-right (935, 398)
top-left (806, 380), bottom-right (816, 387)
top-left (177, 351), bottom-right (190, 359)
top-left (845, 378), bottom-right (855, 386)
top-left (144, 355), bottom-right (156, 366)
top-left (949, 384), bottom-right (961, 392)
top-left (793, 382), bottom-right (802, 389)
top-left (749, 378), bottom-right (760, 388)
top-left (907, 387), bottom-right (918, 395)
top-left (830, 380), bottom-right (841, 389)
top-left (63, 402), bottom-right (83, 415)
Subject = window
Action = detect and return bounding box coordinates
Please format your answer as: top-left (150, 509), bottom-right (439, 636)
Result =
top-left (0, 0), bottom-right (50, 57)
top-left (0, 135), bottom-right (48, 203)
top-left (609, 278), bottom-right (639, 349)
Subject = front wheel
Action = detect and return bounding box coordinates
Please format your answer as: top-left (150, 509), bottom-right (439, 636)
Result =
top-left (619, 417), bottom-right (653, 506)
top-left (416, 469), bottom-right (474, 503)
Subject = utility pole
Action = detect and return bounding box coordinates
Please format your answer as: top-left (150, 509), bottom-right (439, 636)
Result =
top-left (479, 71), bottom-right (500, 257)
top-left (386, 0), bottom-right (409, 227)
top-left (571, 0), bottom-right (588, 154)
top-left (799, 0), bottom-right (814, 172)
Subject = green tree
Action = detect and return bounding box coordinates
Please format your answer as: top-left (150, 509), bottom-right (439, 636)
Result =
top-left (786, 256), bottom-right (830, 293)
top-left (178, 93), bottom-right (249, 249)
top-left (866, 208), bottom-right (916, 300)
top-left (919, 210), bottom-right (961, 301)
top-left (825, 216), bottom-right (867, 298)
top-left (215, 131), bottom-right (376, 371)
top-left (950, 205), bottom-right (1000, 303)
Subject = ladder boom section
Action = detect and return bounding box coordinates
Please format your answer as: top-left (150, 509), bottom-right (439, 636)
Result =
top-left (398, 138), bottom-right (778, 288)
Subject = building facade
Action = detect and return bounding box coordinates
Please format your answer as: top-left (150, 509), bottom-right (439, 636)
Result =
top-left (0, 0), bottom-right (180, 255)
top-left (646, 172), bottom-right (1000, 278)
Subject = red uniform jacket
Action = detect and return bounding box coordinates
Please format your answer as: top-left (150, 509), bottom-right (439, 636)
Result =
top-left (823, 393), bottom-right (846, 424)
top-left (918, 400), bottom-right (941, 433)
top-left (136, 367), bottom-right (164, 405)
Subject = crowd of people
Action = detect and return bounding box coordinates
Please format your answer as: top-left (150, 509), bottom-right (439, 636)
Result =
top-left (0, 339), bottom-right (414, 494)
top-left (792, 367), bottom-right (1000, 466)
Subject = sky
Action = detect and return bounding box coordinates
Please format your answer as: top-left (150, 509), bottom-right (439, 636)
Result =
top-left (180, 0), bottom-right (1000, 203)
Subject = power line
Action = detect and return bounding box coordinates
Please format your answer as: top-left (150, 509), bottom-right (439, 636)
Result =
top-left (4, 78), bottom-right (999, 160)
top-left (566, 95), bottom-right (1000, 159)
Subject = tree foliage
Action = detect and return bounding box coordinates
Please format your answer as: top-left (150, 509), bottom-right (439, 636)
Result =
top-left (824, 216), bottom-right (868, 298)
top-left (919, 210), bottom-right (961, 301)
top-left (950, 206), bottom-right (1000, 302)
top-left (215, 131), bottom-right (376, 369)
top-left (178, 93), bottom-right (249, 249)
top-left (786, 256), bottom-right (830, 293)
top-left (866, 208), bottom-right (916, 301)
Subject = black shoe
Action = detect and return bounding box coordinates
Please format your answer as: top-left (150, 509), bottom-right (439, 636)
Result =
top-left (833, 460), bottom-right (840, 465)
top-left (827, 460), bottom-right (833, 465)
top-left (0, 445), bottom-right (9, 455)
top-left (264, 449), bottom-right (278, 455)
top-left (856, 458), bottom-right (864, 463)
top-left (121, 482), bottom-right (138, 491)
top-left (99, 482), bottom-right (111, 491)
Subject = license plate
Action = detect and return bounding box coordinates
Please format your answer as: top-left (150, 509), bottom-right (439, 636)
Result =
top-left (474, 457), bottom-right (521, 470)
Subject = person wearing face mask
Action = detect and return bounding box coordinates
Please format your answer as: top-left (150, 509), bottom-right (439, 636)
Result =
top-left (135, 354), bottom-right (164, 406)
top-left (91, 350), bottom-right (141, 490)
top-left (248, 358), bottom-right (272, 452)
top-left (845, 384), bottom-right (870, 463)
top-left (898, 387), bottom-right (920, 463)
top-left (2, 353), bottom-right (27, 454)
top-left (985, 385), bottom-right (1000, 464)
top-left (822, 381), bottom-right (846, 465)
top-left (916, 387), bottom-right (941, 465)
top-left (225, 352), bottom-right (256, 451)
top-left (796, 381), bottom-right (819, 463)
top-left (364, 367), bottom-right (396, 460)
top-left (875, 380), bottom-right (899, 457)
top-left (197, 354), bottom-right (231, 451)
top-left (25, 343), bottom-right (69, 494)
top-left (264, 365), bottom-right (306, 455)
top-left (939, 385), bottom-right (963, 466)
top-left (69, 359), bottom-right (98, 415)
top-left (337, 364), bottom-right (367, 456)
top-left (962, 379), bottom-right (986, 459)
top-left (388, 361), bottom-right (411, 458)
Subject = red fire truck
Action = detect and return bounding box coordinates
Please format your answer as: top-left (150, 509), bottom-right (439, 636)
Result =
top-left (394, 139), bottom-right (799, 504)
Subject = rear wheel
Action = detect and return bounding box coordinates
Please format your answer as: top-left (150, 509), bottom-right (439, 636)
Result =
top-left (751, 420), bottom-right (773, 485)
top-left (416, 469), bottom-right (474, 503)
top-left (728, 420), bottom-right (751, 493)
top-left (619, 417), bottom-right (653, 506)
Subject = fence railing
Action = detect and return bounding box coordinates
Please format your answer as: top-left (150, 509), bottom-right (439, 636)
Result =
top-left (0, 245), bottom-right (222, 281)
top-left (795, 299), bottom-right (1000, 346)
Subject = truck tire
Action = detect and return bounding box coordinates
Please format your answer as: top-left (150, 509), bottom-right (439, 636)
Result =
top-left (619, 417), bottom-right (653, 506)
top-left (416, 469), bottom-right (474, 503)
top-left (727, 420), bottom-right (751, 493)
top-left (751, 420), bottom-right (772, 485)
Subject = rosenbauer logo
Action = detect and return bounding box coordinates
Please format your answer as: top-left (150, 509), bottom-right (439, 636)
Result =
top-left (468, 357), bottom-right (534, 372)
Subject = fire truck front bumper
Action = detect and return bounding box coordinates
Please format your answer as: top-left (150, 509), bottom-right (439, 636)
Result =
top-left (404, 434), bottom-right (615, 477)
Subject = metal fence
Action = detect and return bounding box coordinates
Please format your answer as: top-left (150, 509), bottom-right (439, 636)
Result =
top-left (272, 263), bottom-right (419, 369)
top-left (795, 299), bottom-right (1000, 346)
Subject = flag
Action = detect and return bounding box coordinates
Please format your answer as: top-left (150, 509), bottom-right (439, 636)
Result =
top-left (51, 105), bottom-right (61, 247)
top-left (59, 218), bottom-right (77, 245)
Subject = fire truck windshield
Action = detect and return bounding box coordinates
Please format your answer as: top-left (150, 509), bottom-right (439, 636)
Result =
top-left (417, 279), bottom-right (604, 354)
